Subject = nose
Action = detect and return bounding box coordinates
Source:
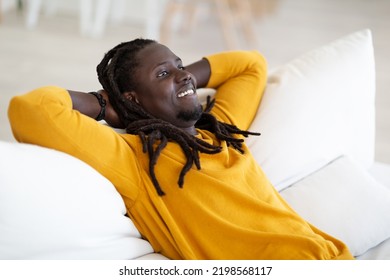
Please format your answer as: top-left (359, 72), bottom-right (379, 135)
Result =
top-left (176, 70), bottom-right (192, 84)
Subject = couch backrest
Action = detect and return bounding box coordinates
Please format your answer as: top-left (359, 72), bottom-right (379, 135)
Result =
top-left (245, 29), bottom-right (376, 190)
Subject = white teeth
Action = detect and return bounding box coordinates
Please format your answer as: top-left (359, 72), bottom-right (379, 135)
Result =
top-left (178, 89), bottom-right (194, 98)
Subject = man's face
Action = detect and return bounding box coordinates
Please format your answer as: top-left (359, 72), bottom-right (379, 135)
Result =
top-left (130, 43), bottom-right (202, 132)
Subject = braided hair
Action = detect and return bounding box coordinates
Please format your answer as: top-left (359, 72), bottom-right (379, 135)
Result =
top-left (97, 38), bottom-right (260, 196)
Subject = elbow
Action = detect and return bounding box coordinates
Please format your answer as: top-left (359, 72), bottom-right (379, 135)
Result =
top-left (249, 51), bottom-right (268, 96)
top-left (8, 86), bottom-right (70, 144)
top-left (251, 50), bottom-right (268, 79)
top-left (8, 94), bottom-right (35, 143)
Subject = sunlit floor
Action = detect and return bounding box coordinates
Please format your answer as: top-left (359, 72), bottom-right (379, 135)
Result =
top-left (0, 0), bottom-right (389, 163)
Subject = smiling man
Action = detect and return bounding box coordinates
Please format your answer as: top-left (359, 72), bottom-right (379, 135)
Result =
top-left (123, 42), bottom-right (204, 133)
top-left (8, 38), bottom-right (354, 260)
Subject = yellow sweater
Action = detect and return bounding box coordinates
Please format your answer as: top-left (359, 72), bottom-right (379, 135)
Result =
top-left (8, 51), bottom-right (353, 260)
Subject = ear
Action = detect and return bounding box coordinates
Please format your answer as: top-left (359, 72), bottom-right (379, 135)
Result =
top-left (123, 91), bottom-right (139, 103)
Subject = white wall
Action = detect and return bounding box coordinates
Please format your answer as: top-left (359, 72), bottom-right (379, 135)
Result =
top-left (2, 0), bottom-right (168, 39)
top-left (2, 0), bottom-right (166, 24)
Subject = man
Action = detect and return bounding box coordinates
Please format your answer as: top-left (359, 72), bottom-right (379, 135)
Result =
top-left (8, 39), bottom-right (354, 260)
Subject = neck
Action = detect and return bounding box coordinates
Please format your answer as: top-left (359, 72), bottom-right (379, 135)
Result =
top-left (181, 126), bottom-right (197, 135)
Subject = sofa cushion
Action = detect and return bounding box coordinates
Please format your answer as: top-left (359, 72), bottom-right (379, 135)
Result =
top-left (280, 156), bottom-right (390, 257)
top-left (246, 29), bottom-right (376, 191)
top-left (368, 162), bottom-right (390, 188)
top-left (0, 140), bottom-right (154, 259)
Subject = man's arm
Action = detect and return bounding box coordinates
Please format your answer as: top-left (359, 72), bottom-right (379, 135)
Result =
top-left (8, 86), bottom-right (142, 201)
top-left (185, 58), bottom-right (211, 89)
top-left (200, 51), bottom-right (267, 129)
top-left (68, 89), bottom-right (123, 128)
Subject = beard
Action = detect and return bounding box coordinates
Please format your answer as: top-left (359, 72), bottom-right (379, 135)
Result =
top-left (176, 104), bottom-right (203, 122)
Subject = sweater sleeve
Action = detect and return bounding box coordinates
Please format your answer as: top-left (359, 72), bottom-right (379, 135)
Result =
top-left (8, 86), bottom-right (141, 202)
top-left (204, 50), bottom-right (267, 130)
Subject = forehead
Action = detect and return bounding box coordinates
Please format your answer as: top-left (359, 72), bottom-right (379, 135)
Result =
top-left (136, 43), bottom-right (180, 69)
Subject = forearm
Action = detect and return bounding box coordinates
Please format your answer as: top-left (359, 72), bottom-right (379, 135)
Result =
top-left (69, 90), bottom-right (123, 128)
top-left (185, 58), bottom-right (211, 89)
top-left (68, 90), bottom-right (102, 119)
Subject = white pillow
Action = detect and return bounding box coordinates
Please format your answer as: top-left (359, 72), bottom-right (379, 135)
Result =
top-left (246, 29), bottom-right (376, 191)
top-left (280, 156), bottom-right (390, 257)
top-left (0, 140), bottom-right (154, 259)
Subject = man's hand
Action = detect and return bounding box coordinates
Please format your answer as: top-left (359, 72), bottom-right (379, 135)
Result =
top-left (98, 90), bottom-right (124, 128)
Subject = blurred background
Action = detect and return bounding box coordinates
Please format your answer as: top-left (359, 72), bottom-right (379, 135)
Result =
top-left (0, 0), bottom-right (389, 163)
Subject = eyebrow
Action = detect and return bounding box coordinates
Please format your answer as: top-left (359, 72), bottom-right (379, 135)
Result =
top-left (153, 57), bottom-right (183, 70)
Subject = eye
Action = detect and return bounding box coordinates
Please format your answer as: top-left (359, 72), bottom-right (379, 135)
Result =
top-left (178, 65), bottom-right (185, 70)
top-left (157, 70), bottom-right (168, 78)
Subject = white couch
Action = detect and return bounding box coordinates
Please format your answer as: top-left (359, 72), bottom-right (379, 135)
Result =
top-left (1, 29), bottom-right (390, 260)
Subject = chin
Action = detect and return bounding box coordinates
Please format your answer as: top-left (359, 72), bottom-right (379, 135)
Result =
top-left (176, 104), bottom-right (203, 122)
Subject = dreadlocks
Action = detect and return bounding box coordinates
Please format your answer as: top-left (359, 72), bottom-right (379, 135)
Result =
top-left (96, 38), bottom-right (260, 196)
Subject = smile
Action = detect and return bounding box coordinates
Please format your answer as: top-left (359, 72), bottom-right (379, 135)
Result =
top-left (177, 89), bottom-right (195, 98)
